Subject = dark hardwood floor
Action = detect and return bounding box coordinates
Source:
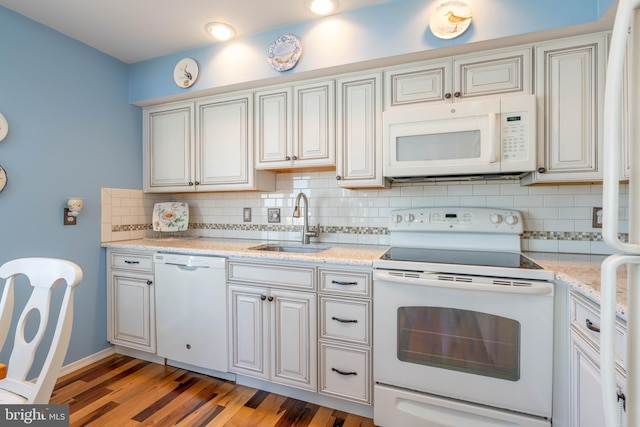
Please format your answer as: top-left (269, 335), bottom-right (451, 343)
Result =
top-left (50, 354), bottom-right (376, 427)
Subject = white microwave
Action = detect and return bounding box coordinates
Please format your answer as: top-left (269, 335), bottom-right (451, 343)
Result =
top-left (382, 95), bottom-right (536, 180)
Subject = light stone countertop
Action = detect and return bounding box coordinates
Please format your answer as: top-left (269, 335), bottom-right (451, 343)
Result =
top-left (101, 238), bottom-right (627, 318)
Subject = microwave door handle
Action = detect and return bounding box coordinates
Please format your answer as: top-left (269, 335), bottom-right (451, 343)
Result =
top-left (488, 112), bottom-right (497, 163)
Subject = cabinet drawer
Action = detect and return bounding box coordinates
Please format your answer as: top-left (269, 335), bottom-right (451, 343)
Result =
top-left (228, 261), bottom-right (315, 290)
top-left (110, 251), bottom-right (154, 273)
top-left (319, 269), bottom-right (371, 297)
top-left (570, 292), bottom-right (627, 370)
top-left (319, 342), bottom-right (371, 404)
top-left (320, 297), bottom-right (370, 345)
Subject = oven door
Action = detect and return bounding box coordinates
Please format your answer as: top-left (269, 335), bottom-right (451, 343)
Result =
top-left (373, 270), bottom-right (554, 419)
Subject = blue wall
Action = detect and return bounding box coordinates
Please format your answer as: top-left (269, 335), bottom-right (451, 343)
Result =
top-left (130, 0), bottom-right (616, 104)
top-left (0, 7), bottom-right (140, 372)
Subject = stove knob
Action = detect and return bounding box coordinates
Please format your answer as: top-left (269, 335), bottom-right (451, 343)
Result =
top-left (489, 214), bottom-right (503, 224)
top-left (391, 214), bottom-right (403, 224)
top-left (403, 214), bottom-right (415, 223)
top-left (505, 214), bottom-right (519, 226)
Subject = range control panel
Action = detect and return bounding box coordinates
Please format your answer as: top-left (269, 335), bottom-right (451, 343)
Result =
top-left (388, 207), bottom-right (524, 234)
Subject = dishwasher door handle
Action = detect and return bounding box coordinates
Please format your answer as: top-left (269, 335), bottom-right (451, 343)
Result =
top-left (165, 263), bottom-right (205, 271)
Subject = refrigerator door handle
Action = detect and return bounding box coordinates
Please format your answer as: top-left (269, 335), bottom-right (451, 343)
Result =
top-left (601, 254), bottom-right (639, 426)
top-left (603, 0), bottom-right (640, 253)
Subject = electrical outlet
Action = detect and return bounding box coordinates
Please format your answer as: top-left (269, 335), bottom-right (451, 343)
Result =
top-left (64, 208), bottom-right (77, 225)
top-left (592, 207), bottom-right (603, 228)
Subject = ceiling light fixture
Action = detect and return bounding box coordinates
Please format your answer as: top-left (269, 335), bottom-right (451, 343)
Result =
top-left (305, 0), bottom-right (339, 16)
top-left (205, 22), bottom-right (236, 41)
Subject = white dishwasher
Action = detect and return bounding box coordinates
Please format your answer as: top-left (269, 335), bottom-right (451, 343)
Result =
top-left (154, 253), bottom-right (228, 373)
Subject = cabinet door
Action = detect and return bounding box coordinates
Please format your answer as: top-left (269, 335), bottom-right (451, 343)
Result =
top-left (293, 80), bottom-right (335, 167)
top-left (255, 87), bottom-right (293, 168)
top-left (228, 285), bottom-right (268, 380)
top-left (143, 102), bottom-right (195, 192)
top-left (270, 289), bottom-right (317, 391)
top-left (336, 72), bottom-right (388, 188)
top-left (454, 48), bottom-right (531, 100)
top-left (570, 331), bottom-right (627, 427)
top-left (196, 93), bottom-right (253, 190)
top-left (384, 60), bottom-right (451, 109)
top-left (110, 274), bottom-right (155, 352)
top-left (527, 34), bottom-right (606, 184)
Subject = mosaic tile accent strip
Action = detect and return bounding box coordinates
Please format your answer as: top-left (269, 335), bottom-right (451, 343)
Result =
top-left (111, 223), bottom-right (624, 242)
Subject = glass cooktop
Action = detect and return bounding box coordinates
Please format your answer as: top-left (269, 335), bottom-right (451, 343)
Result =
top-left (380, 247), bottom-right (544, 270)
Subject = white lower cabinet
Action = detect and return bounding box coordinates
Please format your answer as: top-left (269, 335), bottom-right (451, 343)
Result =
top-left (569, 292), bottom-right (627, 427)
top-left (318, 267), bottom-right (372, 405)
top-left (107, 249), bottom-right (156, 353)
top-left (227, 261), bottom-right (317, 391)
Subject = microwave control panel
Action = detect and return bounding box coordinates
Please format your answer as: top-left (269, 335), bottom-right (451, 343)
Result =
top-left (501, 112), bottom-right (528, 161)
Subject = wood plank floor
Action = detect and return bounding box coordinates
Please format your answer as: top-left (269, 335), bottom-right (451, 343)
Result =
top-left (50, 354), bottom-right (376, 427)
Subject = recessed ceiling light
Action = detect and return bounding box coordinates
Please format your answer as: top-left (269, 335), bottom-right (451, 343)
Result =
top-left (305, 0), bottom-right (339, 16)
top-left (205, 22), bottom-right (236, 41)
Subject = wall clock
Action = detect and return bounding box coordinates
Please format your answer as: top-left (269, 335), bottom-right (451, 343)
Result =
top-left (0, 165), bottom-right (7, 193)
top-left (0, 113), bottom-right (8, 142)
top-left (173, 58), bottom-right (199, 88)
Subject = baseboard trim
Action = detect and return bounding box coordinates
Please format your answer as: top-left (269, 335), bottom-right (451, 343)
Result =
top-left (58, 347), bottom-right (115, 377)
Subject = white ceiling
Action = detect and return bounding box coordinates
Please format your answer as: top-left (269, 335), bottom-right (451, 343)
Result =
top-left (0, 0), bottom-right (392, 64)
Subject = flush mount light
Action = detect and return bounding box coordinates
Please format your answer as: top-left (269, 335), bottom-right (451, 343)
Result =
top-left (205, 22), bottom-right (236, 41)
top-left (305, 0), bottom-right (339, 15)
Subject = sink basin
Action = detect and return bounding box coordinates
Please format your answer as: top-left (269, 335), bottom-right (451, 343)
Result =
top-left (249, 243), bottom-right (330, 254)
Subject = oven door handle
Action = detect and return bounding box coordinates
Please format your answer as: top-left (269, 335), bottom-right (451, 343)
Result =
top-left (374, 272), bottom-right (553, 295)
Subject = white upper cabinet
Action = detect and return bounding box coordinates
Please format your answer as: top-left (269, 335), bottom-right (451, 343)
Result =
top-left (522, 33), bottom-right (607, 184)
top-left (336, 72), bottom-right (389, 188)
top-left (255, 79), bottom-right (335, 170)
top-left (143, 93), bottom-right (275, 193)
top-left (384, 47), bottom-right (532, 109)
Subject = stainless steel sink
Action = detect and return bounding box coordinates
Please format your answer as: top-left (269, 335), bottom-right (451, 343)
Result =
top-left (249, 243), bottom-right (330, 253)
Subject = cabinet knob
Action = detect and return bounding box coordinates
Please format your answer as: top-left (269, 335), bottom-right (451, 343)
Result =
top-left (195, 181), bottom-right (200, 185)
top-left (292, 155), bottom-right (298, 160)
top-left (336, 175), bottom-right (342, 181)
top-left (261, 295), bottom-right (267, 301)
top-left (454, 91), bottom-right (461, 98)
top-left (537, 167), bottom-right (547, 174)
top-left (617, 388), bottom-right (626, 411)
top-left (186, 344), bottom-right (191, 350)
top-left (188, 181), bottom-right (194, 186)
top-left (285, 156), bottom-right (291, 161)
top-left (444, 93), bottom-right (452, 99)
top-left (268, 296), bottom-right (274, 302)
top-left (146, 280), bottom-right (152, 286)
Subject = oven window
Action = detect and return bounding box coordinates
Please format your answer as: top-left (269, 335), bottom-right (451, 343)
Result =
top-left (397, 307), bottom-right (520, 381)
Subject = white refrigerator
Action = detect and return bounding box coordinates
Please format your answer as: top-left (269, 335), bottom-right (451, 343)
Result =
top-left (602, 0), bottom-right (640, 426)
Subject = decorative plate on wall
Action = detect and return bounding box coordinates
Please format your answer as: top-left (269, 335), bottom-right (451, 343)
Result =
top-left (0, 113), bottom-right (8, 142)
top-left (430, 1), bottom-right (472, 40)
top-left (173, 58), bottom-right (199, 88)
top-left (153, 202), bottom-right (189, 231)
top-left (0, 165), bottom-right (7, 193)
top-left (268, 34), bottom-right (302, 72)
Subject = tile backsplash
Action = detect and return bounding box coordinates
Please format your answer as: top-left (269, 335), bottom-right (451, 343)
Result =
top-left (101, 171), bottom-right (628, 255)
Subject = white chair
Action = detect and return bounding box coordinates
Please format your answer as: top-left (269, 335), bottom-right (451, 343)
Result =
top-left (0, 257), bottom-right (83, 404)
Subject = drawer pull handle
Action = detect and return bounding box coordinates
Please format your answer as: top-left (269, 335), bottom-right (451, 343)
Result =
top-left (124, 260), bottom-right (140, 264)
top-left (618, 388), bottom-right (626, 411)
top-left (586, 319), bottom-right (601, 333)
top-left (331, 280), bottom-right (358, 286)
top-left (332, 316), bottom-right (358, 324)
top-left (332, 367), bottom-right (357, 376)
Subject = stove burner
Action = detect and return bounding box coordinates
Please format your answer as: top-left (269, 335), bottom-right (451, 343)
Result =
top-left (380, 247), bottom-right (544, 270)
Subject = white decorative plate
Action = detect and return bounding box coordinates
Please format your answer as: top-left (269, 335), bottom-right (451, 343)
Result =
top-left (173, 58), bottom-right (199, 88)
top-left (0, 165), bottom-right (6, 193)
top-left (430, 1), bottom-right (472, 40)
top-left (268, 34), bottom-right (302, 72)
top-left (153, 202), bottom-right (189, 232)
top-left (0, 113), bottom-right (8, 142)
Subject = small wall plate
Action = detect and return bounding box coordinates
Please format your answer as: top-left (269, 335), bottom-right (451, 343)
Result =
top-left (268, 208), bottom-right (281, 223)
top-left (174, 58), bottom-right (199, 88)
top-left (243, 208), bottom-right (252, 222)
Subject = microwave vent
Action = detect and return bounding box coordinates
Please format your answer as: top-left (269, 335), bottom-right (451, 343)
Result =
top-left (386, 172), bottom-right (531, 184)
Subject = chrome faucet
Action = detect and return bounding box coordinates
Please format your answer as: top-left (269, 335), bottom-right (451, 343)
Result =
top-left (293, 192), bottom-right (319, 244)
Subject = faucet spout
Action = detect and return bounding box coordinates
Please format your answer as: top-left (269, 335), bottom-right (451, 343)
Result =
top-left (293, 192), bottom-right (319, 244)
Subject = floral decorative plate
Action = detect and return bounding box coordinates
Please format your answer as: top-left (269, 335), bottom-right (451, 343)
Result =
top-left (430, 1), bottom-right (472, 40)
top-left (153, 202), bottom-right (189, 232)
top-left (268, 34), bottom-right (302, 72)
top-left (173, 58), bottom-right (199, 88)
